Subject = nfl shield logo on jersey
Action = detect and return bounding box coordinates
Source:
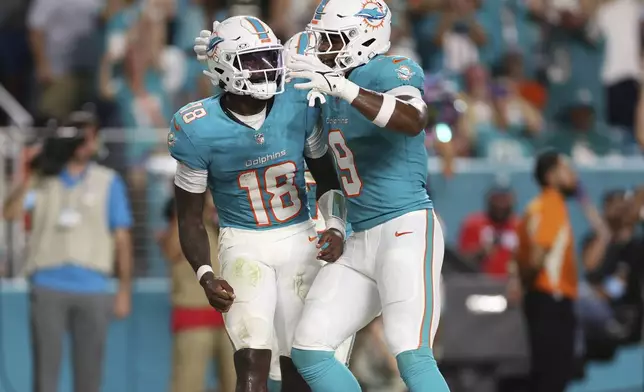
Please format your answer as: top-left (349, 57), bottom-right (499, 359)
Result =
top-left (167, 131), bottom-right (177, 147)
top-left (255, 133), bottom-right (265, 145)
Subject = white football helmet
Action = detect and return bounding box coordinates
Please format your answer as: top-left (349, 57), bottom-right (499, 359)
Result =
top-left (306, 0), bottom-right (391, 72)
top-left (204, 16), bottom-right (285, 100)
top-left (284, 31), bottom-right (328, 72)
top-left (284, 31), bottom-right (316, 59)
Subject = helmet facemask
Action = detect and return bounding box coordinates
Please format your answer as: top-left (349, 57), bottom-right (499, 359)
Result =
top-left (218, 45), bottom-right (286, 100)
top-left (307, 26), bottom-right (361, 72)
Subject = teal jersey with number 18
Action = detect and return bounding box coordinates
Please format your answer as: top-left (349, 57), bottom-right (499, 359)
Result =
top-left (168, 86), bottom-right (319, 230)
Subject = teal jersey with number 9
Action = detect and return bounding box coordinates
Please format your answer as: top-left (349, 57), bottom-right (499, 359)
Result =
top-left (168, 85), bottom-right (319, 230)
top-left (321, 55), bottom-right (433, 232)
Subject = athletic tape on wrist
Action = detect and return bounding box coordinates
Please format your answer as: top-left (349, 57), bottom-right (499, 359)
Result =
top-left (318, 190), bottom-right (347, 238)
top-left (196, 265), bottom-right (213, 282)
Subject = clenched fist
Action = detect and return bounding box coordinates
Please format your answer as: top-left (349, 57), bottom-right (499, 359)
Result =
top-left (200, 272), bottom-right (236, 313)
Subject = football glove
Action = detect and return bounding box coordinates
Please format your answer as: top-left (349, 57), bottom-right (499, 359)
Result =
top-left (193, 21), bottom-right (220, 63)
top-left (286, 53), bottom-right (334, 74)
top-left (193, 29), bottom-right (211, 63)
top-left (289, 70), bottom-right (360, 103)
top-left (285, 54), bottom-right (332, 106)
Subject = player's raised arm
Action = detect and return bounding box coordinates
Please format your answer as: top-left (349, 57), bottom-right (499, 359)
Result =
top-left (168, 115), bottom-right (235, 312)
top-left (289, 56), bottom-right (429, 137)
top-left (345, 80), bottom-right (429, 136)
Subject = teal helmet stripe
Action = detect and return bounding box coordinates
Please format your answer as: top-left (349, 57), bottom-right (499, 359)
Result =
top-left (296, 33), bottom-right (309, 55)
top-left (313, 0), bottom-right (331, 21)
top-left (245, 17), bottom-right (270, 41)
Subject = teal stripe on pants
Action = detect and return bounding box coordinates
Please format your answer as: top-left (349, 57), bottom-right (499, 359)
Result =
top-left (419, 209), bottom-right (435, 348)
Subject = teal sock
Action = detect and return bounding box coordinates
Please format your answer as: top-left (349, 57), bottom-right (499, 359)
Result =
top-left (396, 347), bottom-right (450, 392)
top-left (267, 378), bottom-right (281, 392)
top-left (291, 348), bottom-right (361, 392)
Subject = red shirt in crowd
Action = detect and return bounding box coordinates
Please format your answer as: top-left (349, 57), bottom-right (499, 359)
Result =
top-left (458, 212), bottom-right (519, 277)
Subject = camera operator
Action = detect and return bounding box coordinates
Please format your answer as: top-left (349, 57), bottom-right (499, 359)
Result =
top-left (2, 111), bottom-right (133, 392)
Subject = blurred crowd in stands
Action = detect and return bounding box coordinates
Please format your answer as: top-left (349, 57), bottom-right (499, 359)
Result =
top-left (1, 0), bottom-right (644, 391)
top-left (1, 0), bottom-right (644, 160)
top-left (0, 0), bottom-right (642, 153)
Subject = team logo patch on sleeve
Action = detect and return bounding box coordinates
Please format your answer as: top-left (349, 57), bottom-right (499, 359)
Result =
top-left (396, 65), bottom-right (414, 81)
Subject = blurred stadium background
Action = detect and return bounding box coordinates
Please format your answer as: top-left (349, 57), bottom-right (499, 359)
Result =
top-left (1, 0), bottom-right (644, 391)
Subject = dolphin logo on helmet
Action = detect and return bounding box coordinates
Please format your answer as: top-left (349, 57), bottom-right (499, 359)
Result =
top-left (354, 6), bottom-right (388, 22)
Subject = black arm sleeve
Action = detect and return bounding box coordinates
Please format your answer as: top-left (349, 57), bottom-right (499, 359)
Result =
top-left (305, 150), bottom-right (341, 201)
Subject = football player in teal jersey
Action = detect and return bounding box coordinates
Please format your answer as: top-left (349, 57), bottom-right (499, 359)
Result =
top-left (169, 16), bottom-right (347, 392)
top-left (286, 1), bottom-right (450, 391)
top-left (264, 167), bottom-right (358, 392)
top-left (267, 170), bottom-right (356, 392)
top-left (264, 33), bottom-right (355, 392)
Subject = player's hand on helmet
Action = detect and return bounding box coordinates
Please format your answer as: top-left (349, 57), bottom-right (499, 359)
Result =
top-left (194, 29), bottom-right (212, 63)
top-left (316, 229), bottom-right (344, 263)
top-left (289, 70), bottom-right (355, 102)
top-left (194, 21), bottom-right (222, 63)
top-left (286, 53), bottom-right (334, 74)
top-left (200, 272), bottom-right (236, 312)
